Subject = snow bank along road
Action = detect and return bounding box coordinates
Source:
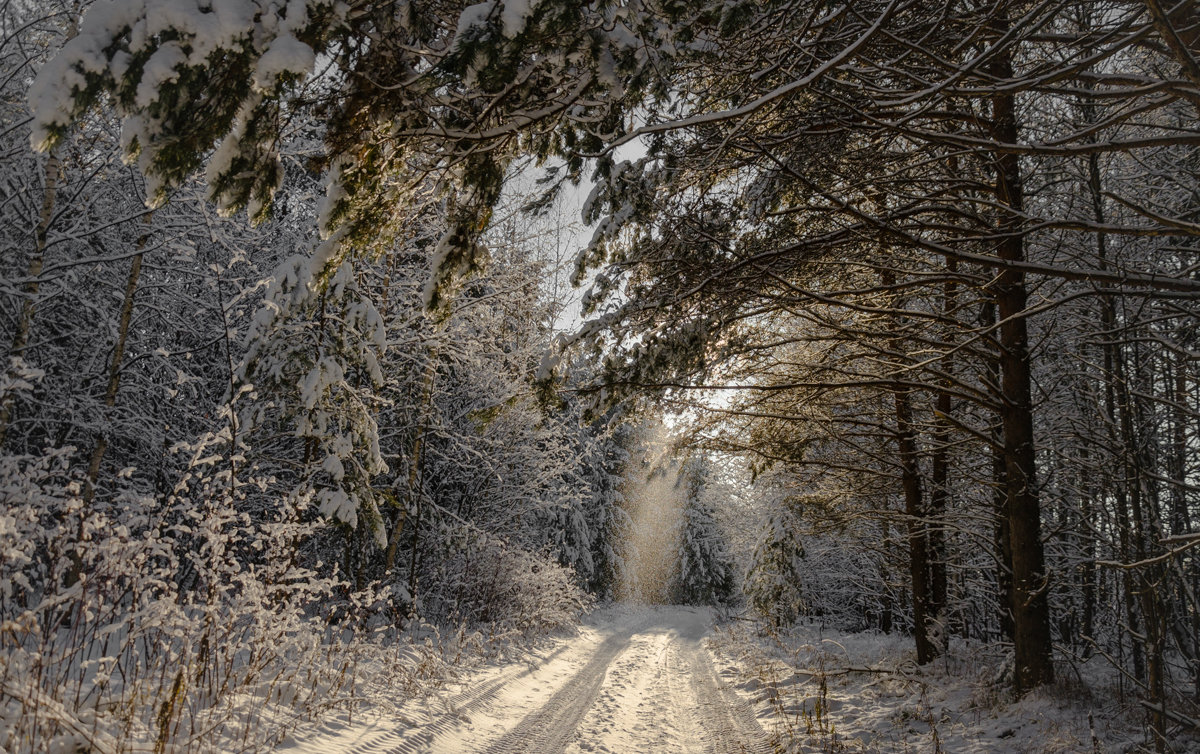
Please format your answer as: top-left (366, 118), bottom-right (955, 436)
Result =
top-left (297, 606), bottom-right (771, 754)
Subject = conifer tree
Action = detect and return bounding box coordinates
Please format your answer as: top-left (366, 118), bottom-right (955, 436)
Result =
top-left (745, 510), bottom-right (806, 628)
top-left (668, 457), bottom-right (734, 606)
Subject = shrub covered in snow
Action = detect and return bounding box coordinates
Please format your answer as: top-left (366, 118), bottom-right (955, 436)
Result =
top-left (0, 435), bottom-right (351, 752)
top-left (422, 534), bottom-right (592, 637)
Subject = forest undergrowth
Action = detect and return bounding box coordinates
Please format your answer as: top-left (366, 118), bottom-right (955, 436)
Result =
top-left (709, 618), bottom-right (1190, 754)
top-left (0, 427), bottom-right (588, 753)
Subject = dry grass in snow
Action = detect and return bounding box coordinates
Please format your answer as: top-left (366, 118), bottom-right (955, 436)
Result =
top-left (708, 620), bottom-right (1191, 753)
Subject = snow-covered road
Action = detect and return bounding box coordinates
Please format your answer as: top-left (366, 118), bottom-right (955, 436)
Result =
top-left (294, 606), bottom-right (770, 754)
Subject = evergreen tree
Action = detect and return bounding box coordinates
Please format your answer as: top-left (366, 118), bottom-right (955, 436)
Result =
top-left (240, 254), bottom-right (390, 576)
top-left (571, 403), bottom-right (635, 599)
top-left (745, 509), bottom-right (806, 628)
top-left (667, 457), bottom-right (734, 606)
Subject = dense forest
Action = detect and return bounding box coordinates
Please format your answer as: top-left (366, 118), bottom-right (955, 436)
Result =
top-left (2, 0), bottom-right (1199, 751)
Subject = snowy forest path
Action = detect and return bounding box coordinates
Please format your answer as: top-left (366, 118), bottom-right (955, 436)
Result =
top-left (290, 606), bottom-right (770, 754)
top-left (559, 605), bottom-right (773, 754)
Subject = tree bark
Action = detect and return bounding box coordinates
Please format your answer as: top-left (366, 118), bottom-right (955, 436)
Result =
top-left (894, 382), bottom-right (936, 664)
top-left (883, 269), bottom-right (938, 663)
top-left (989, 30), bottom-right (1054, 693)
top-left (1142, 0), bottom-right (1200, 93)
top-left (928, 261), bottom-right (956, 636)
top-left (982, 301), bottom-right (1015, 644)
top-left (82, 221), bottom-right (151, 505)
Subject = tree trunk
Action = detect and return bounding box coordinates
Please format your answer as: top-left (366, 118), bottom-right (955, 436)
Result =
top-left (1127, 343), bottom-right (1168, 753)
top-left (884, 270), bottom-right (938, 663)
top-left (982, 301), bottom-right (1014, 643)
top-left (928, 262), bottom-right (956, 636)
top-left (66, 218), bottom-right (152, 589)
top-left (82, 222), bottom-right (151, 505)
top-left (1142, 0), bottom-right (1200, 93)
top-left (989, 33), bottom-right (1054, 693)
top-left (895, 383), bottom-right (936, 663)
top-left (1076, 442), bottom-right (1096, 649)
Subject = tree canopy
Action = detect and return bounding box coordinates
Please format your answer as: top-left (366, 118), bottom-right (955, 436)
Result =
top-left (26, 0), bottom-right (1200, 722)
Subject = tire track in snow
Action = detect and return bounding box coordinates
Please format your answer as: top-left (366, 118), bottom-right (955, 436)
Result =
top-left (682, 639), bottom-right (772, 754)
top-left (298, 608), bottom-right (768, 754)
top-left (569, 628), bottom-right (681, 753)
top-left (332, 639), bottom-right (575, 754)
top-left (479, 607), bottom-right (769, 754)
top-left (479, 627), bottom-right (636, 754)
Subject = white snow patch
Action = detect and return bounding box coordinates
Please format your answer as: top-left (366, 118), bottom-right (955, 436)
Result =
top-left (453, 2), bottom-right (495, 48)
top-left (253, 33), bottom-right (315, 90)
top-left (28, 0), bottom-right (145, 148)
top-left (500, 0), bottom-right (541, 38)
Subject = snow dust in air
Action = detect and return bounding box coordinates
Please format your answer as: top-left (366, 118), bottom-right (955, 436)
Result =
top-left (617, 428), bottom-right (684, 604)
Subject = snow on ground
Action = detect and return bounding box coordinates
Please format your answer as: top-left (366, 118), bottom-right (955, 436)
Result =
top-left (282, 605), bottom-right (769, 754)
top-left (283, 606), bottom-right (1192, 754)
top-left (707, 620), bottom-right (1187, 753)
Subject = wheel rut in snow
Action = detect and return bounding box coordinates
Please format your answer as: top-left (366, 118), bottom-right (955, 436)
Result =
top-left (479, 607), bottom-right (770, 754)
top-left (340, 640), bottom-right (576, 754)
top-left (480, 627), bottom-right (634, 754)
top-left (320, 607), bottom-right (769, 754)
top-left (682, 639), bottom-right (772, 754)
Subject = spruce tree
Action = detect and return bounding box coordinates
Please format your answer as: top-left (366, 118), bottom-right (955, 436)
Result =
top-left (745, 511), bottom-right (806, 628)
top-left (667, 457), bottom-right (734, 606)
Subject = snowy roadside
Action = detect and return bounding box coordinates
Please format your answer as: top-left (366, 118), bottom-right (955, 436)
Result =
top-left (707, 620), bottom-right (1174, 753)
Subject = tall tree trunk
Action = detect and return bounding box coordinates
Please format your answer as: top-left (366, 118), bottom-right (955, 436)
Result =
top-left (989, 28), bottom-right (1054, 693)
top-left (884, 270), bottom-right (938, 663)
top-left (1102, 313), bottom-right (1146, 683)
top-left (1127, 343), bottom-right (1168, 752)
top-left (895, 382), bottom-right (935, 663)
top-left (66, 217), bottom-right (152, 589)
top-left (1077, 440), bottom-right (1096, 650)
top-left (0, 4), bottom-right (81, 448)
top-left (1169, 356), bottom-right (1189, 538)
top-left (928, 261), bottom-right (956, 637)
top-left (1168, 353), bottom-right (1200, 699)
top-left (1078, 89), bottom-right (1148, 686)
top-left (982, 300), bottom-right (1014, 644)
